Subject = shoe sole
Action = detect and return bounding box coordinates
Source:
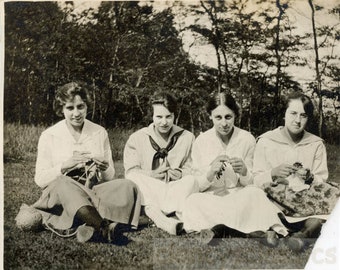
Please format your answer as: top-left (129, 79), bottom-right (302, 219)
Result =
top-left (76, 225), bottom-right (95, 243)
top-left (286, 237), bottom-right (304, 252)
top-left (199, 229), bottom-right (215, 245)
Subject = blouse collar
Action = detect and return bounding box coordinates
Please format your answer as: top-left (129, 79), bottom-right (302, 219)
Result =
top-left (258, 126), bottom-right (323, 146)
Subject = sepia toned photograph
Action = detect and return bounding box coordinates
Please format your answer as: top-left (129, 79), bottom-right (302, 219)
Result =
top-left (2, 0), bottom-right (340, 269)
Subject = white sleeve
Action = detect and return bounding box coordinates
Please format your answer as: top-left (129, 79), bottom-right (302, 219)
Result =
top-left (34, 133), bottom-right (63, 188)
top-left (191, 139), bottom-right (213, 192)
top-left (253, 138), bottom-right (274, 188)
top-left (123, 134), bottom-right (152, 177)
top-left (98, 130), bottom-right (115, 181)
top-left (239, 136), bottom-right (256, 186)
top-left (312, 142), bottom-right (328, 183)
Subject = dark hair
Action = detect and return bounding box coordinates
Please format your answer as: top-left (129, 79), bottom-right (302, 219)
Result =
top-left (206, 92), bottom-right (240, 117)
top-left (53, 82), bottom-right (92, 117)
top-left (151, 91), bottom-right (178, 115)
top-left (284, 92), bottom-right (314, 119)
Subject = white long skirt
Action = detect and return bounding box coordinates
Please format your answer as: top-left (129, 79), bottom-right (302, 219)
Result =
top-left (126, 171), bottom-right (199, 215)
top-left (182, 185), bottom-right (288, 236)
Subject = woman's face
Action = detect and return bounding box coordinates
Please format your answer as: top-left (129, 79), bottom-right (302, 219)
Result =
top-left (284, 99), bottom-right (308, 135)
top-left (210, 105), bottom-right (235, 137)
top-left (62, 95), bottom-right (87, 128)
top-left (152, 104), bottom-right (174, 136)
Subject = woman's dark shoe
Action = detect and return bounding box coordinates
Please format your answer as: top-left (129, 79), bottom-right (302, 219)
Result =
top-left (286, 232), bottom-right (305, 252)
top-left (138, 215), bottom-right (153, 228)
top-left (198, 224), bottom-right (233, 245)
top-left (286, 218), bottom-right (323, 252)
top-left (264, 231), bottom-right (280, 247)
top-left (303, 218), bottom-right (323, 238)
top-left (176, 222), bottom-right (185, 236)
top-left (248, 230), bottom-right (279, 247)
top-left (100, 221), bottom-right (119, 243)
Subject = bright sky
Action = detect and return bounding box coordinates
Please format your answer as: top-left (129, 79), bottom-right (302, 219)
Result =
top-left (175, 0), bottom-right (340, 89)
top-left (43, 0), bottom-right (340, 88)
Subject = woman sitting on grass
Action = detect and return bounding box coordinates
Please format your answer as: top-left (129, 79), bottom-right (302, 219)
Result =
top-left (253, 92), bottom-right (339, 251)
top-left (123, 91), bottom-right (199, 235)
top-left (28, 82), bottom-right (141, 244)
top-left (181, 91), bottom-right (288, 245)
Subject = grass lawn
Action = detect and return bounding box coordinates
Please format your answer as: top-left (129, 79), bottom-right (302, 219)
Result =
top-left (3, 123), bottom-right (340, 269)
top-left (5, 160), bottom-right (334, 270)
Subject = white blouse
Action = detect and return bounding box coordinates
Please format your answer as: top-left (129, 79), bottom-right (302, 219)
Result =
top-left (35, 119), bottom-right (115, 188)
top-left (192, 127), bottom-right (256, 195)
top-left (253, 127), bottom-right (328, 188)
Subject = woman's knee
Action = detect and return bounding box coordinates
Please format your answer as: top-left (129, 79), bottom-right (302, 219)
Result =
top-left (115, 178), bottom-right (139, 191)
top-left (242, 186), bottom-right (266, 198)
top-left (180, 175), bottom-right (199, 190)
top-left (53, 176), bottom-right (75, 193)
top-left (185, 193), bottom-right (204, 205)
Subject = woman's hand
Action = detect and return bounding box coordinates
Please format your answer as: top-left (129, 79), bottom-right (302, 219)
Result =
top-left (151, 166), bottom-right (170, 180)
top-left (92, 156), bottom-right (109, 172)
top-left (271, 164), bottom-right (297, 179)
top-left (229, 157), bottom-right (247, 176)
top-left (206, 155), bottom-right (229, 182)
top-left (61, 151), bottom-right (91, 174)
top-left (167, 169), bottom-right (182, 181)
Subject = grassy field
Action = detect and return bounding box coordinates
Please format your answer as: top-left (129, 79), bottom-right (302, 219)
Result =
top-left (3, 123), bottom-right (340, 269)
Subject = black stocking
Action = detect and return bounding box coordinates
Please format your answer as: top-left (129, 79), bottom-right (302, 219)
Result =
top-left (74, 205), bottom-right (103, 231)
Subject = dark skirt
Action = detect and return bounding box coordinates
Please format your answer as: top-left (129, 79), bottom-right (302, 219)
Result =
top-left (33, 176), bottom-right (141, 230)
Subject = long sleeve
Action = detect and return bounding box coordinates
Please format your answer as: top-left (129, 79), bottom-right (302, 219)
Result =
top-left (97, 131), bottom-right (115, 182)
top-left (253, 138), bottom-right (274, 188)
top-left (238, 136), bottom-right (255, 186)
top-left (312, 142), bottom-right (328, 183)
top-left (178, 134), bottom-right (195, 176)
top-left (124, 134), bottom-right (151, 177)
top-left (34, 132), bottom-right (63, 188)
top-left (191, 138), bottom-right (213, 192)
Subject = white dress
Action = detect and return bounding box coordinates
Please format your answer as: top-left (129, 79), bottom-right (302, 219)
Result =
top-left (182, 127), bottom-right (288, 236)
top-left (124, 124), bottom-right (199, 215)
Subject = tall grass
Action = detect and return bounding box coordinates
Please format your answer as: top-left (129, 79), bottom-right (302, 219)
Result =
top-left (3, 122), bottom-right (134, 162)
top-left (3, 123), bottom-right (46, 162)
top-left (107, 127), bottom-right (134, 161)
top-left (3, 123), bottom-right (340, 182)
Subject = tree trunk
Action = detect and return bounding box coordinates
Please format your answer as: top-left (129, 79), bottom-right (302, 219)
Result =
top-left (105, 39), bottom-right (120, 127)
top-left (91, 79), bottom-right (96, 121)
top-left (308, 0), bottom-right (324, 137)
top-left (273, 0), bottom-right (285, 128)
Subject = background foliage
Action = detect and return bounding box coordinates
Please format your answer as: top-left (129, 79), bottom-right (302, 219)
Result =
top-left (4, 0), bottom-right (340, 141)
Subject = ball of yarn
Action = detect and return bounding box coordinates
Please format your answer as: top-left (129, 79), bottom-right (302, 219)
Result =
top-left (15, 203), bottom-right (43, 232)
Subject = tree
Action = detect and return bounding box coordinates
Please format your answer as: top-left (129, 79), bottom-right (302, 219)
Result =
top-left (307, 0), bottom-right (340, 137)
top-left (5, 2), bottom-right (66, 124)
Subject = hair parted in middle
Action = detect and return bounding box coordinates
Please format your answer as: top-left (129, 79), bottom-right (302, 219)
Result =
top-left (206, 91), bottom-right (240, 117)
